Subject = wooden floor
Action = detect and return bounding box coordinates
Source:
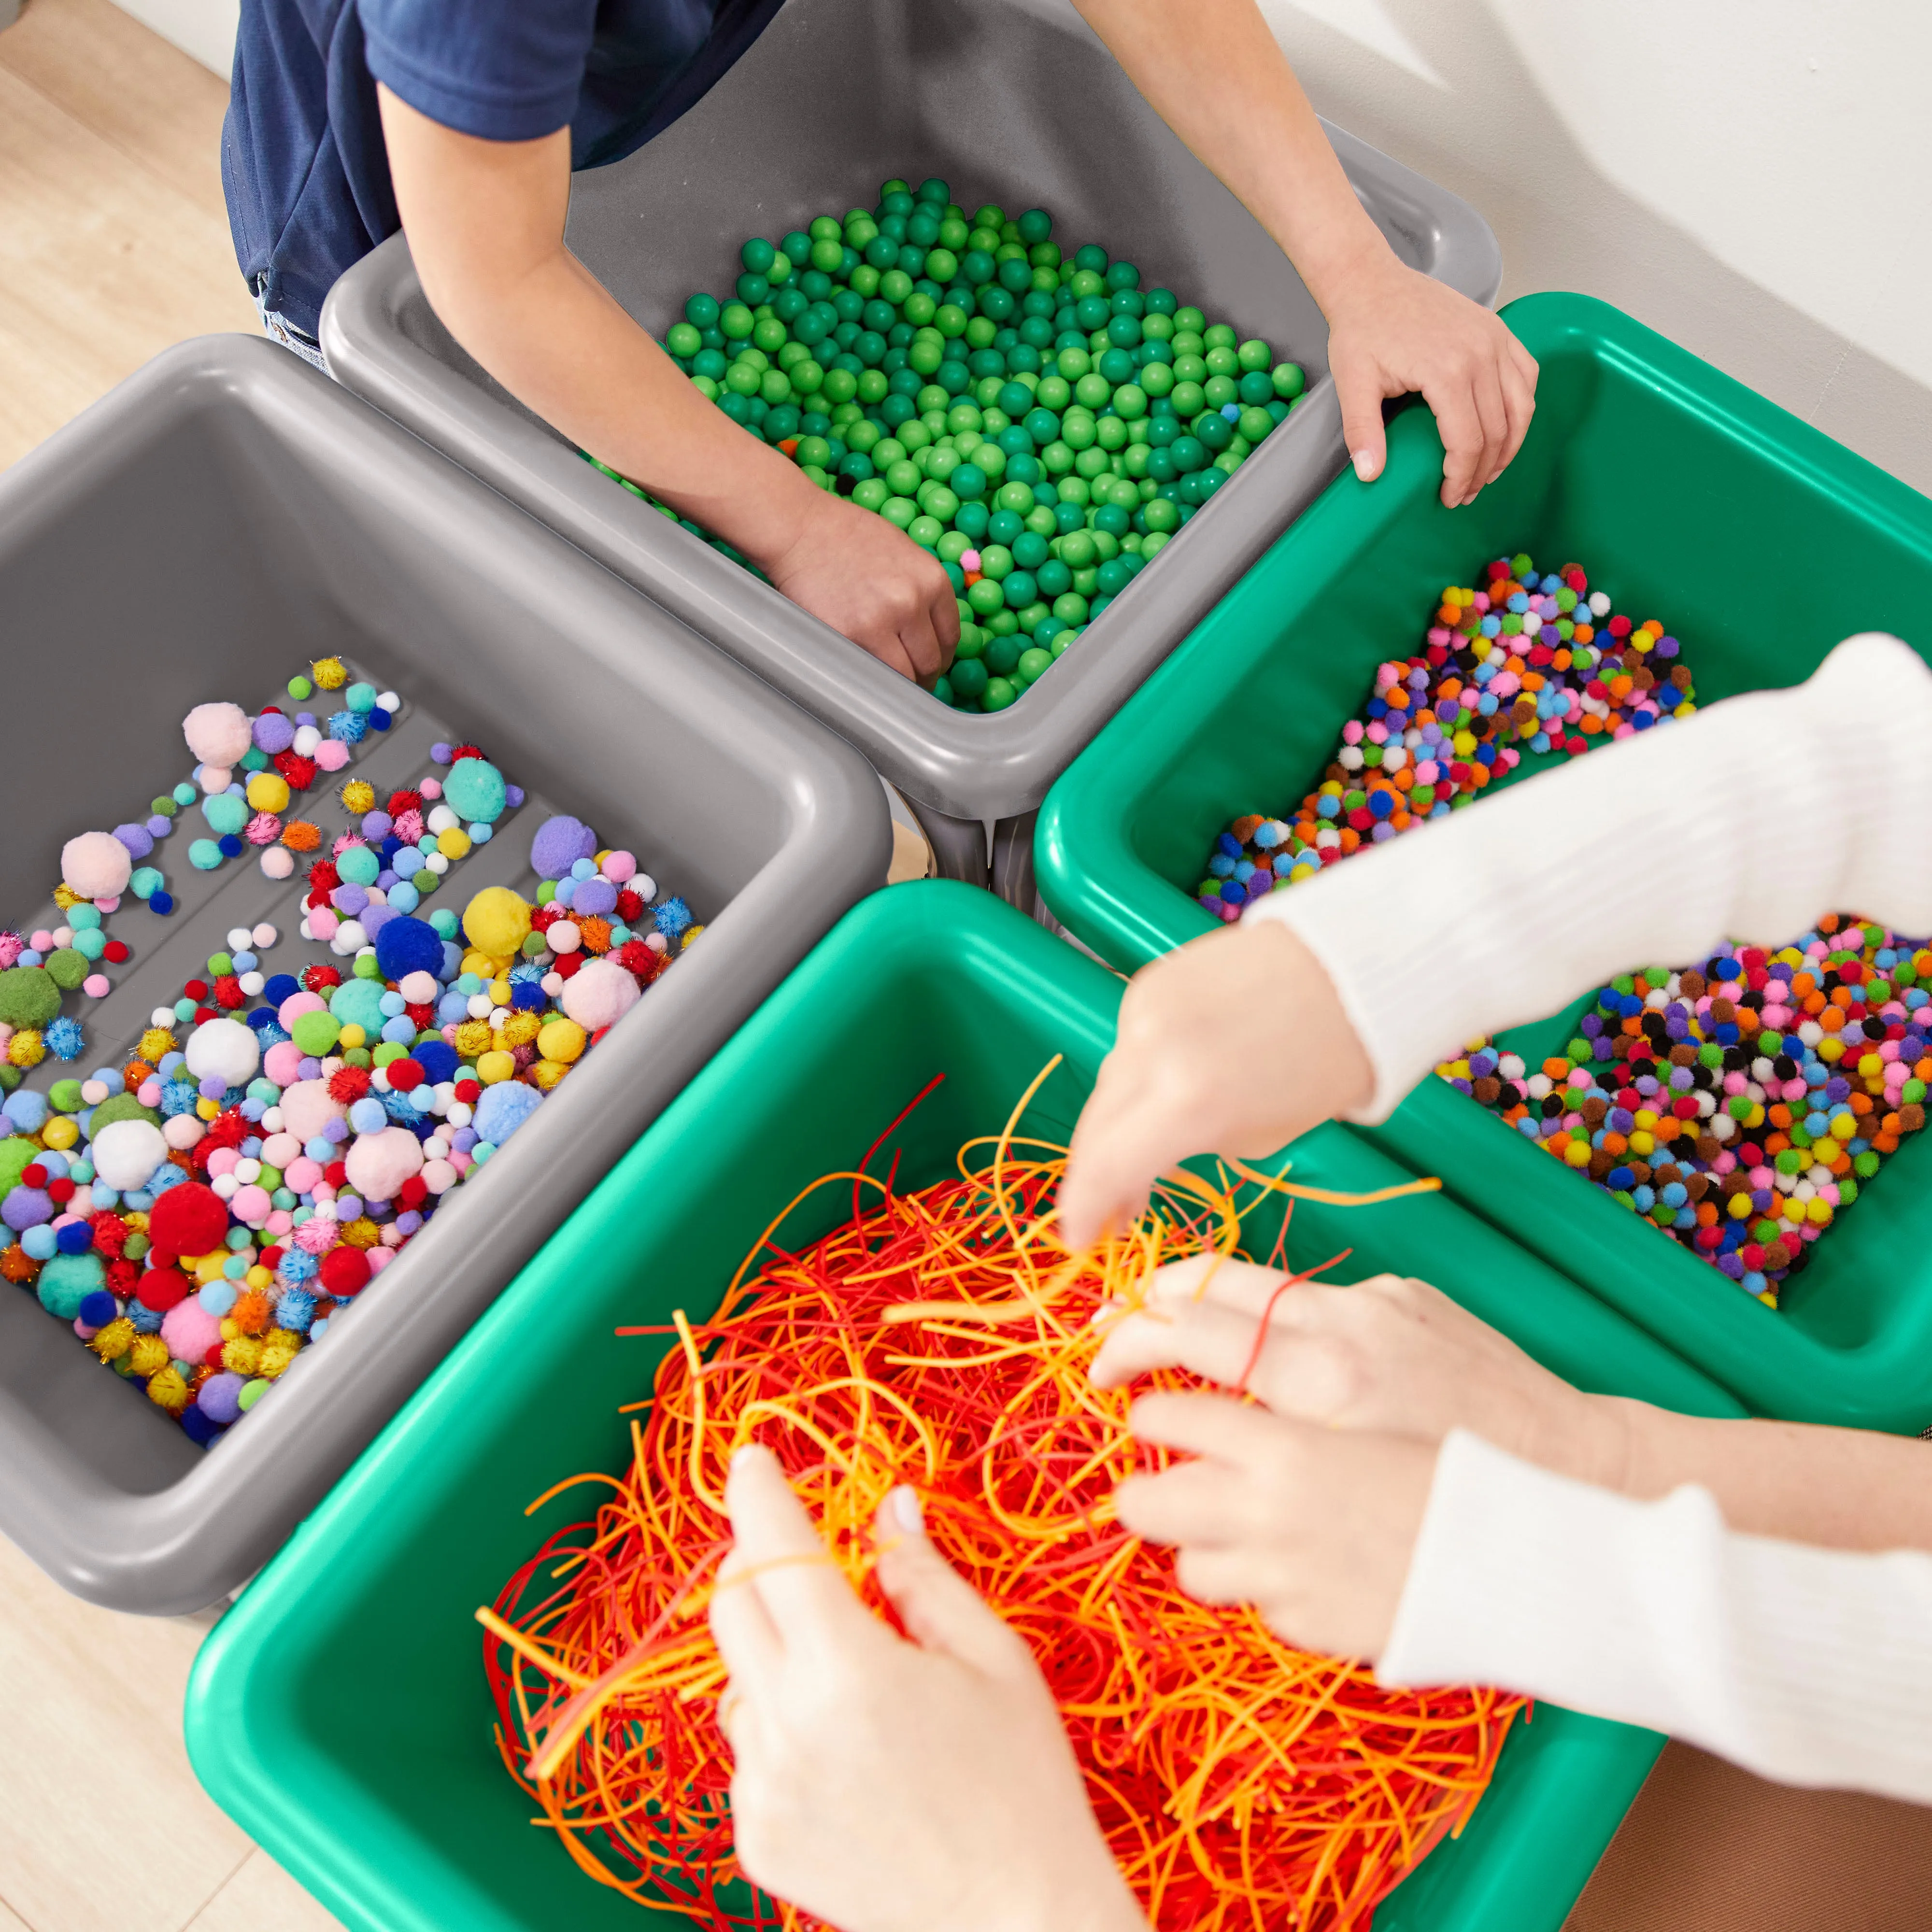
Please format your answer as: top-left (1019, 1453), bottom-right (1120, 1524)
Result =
top-left (0, 0), bottom-right (256, 473)
top-left (0, 1), bottom-right (1927, 1928)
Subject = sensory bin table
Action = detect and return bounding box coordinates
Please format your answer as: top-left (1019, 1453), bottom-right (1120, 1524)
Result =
top-left (1037, 292), bottom-right (1932, 1433)
top-left (0, 335), bottom-right (887, 1615)
top-left (320, 0), bottom-right (1499, 904)
top-left (184, 883), bottom-right (1749, 1932)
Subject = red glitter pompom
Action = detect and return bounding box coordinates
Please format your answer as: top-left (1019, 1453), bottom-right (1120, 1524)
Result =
top-left (303, 963), bottom-right (343, 993)
top-left (328, 1065), bottom-right (372, 1103)
top-left (275, 751), bottom-right (319, 789)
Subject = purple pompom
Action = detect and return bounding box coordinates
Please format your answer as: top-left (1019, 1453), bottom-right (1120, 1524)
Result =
top-left (529, 814), bottom-right (597, 881)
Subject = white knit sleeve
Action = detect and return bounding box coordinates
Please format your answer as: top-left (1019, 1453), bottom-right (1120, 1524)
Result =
top-left (1378, 1429), bottom-right (1932, 1805)
top-left (1245, 634), bottom-right (1932, 1121)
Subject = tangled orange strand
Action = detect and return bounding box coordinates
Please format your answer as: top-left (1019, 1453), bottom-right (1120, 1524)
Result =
top-left (481, 1065), bottom-right (1524, 1931)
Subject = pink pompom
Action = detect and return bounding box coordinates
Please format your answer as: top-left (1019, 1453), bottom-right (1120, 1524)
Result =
top-left (260, 848), bottom-right (296, 880)
top-left (197, 765), bottom-right (233, 795)
top-left (265, 1210), bottom-right (295, 1238)
top-left (392, 809), bottom-right (425, 843)
top-left (598, 850), bottom-right (637, 883)
top-left (293, 1212), bottom-right (339, 1255)
top-left (263, 1040), bottom-right (305, 1087)
top-left (284, 1156), bottom-right (323, 1194)
top-left (260, 1132), bottom-right (300, 1168)
top-left (83, 975), bottom-right (110, 999)
top-left (205, 1146), bottom-right (241, 1179)
top-left (246, 811), bottom-right (282, 845)
top-left (0, 935), bottom-right (20, 968)
top-left (231, 1184), bottom-right (273, 1224)
top-left (367, 1246), bottom-right (395, 1277)
top-left (277, 990), bottom-right (326, 1029)
top-left (313, 740), bottom-right (352, 772)
top-left (560, 957), bottom-right (640, 1032)
top-left (95, 896), bottom-right (120, 915)
top-left (61, 831), bottom-right (132, 901)
top-left (183, 701), bottom-right (253, 766)
top-left (309, 907), bottom-right (341, 941)
top-left (161, 1297), bottom-right (224, 1366)
top-left (138, 1078), bottom-right (163, 1108)
top-left (418, 778), bottom-right (442, 800)
top-left (279, 1079), bottom-right (345, 1143)
top-left (344, 1125), bottom-right (424, 1202)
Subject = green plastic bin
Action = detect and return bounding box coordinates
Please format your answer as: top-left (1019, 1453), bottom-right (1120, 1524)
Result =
top-left (186, 883), bottom-right (1745, 1932)
top-left (1036, 291), bottom-right (1932, 1433)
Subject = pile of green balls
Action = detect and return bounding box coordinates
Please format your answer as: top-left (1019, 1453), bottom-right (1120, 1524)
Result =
top-left (624, 175), bottom-right (1306, 712)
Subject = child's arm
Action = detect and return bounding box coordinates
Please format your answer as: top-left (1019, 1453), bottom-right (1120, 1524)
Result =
top-left (1072, 0), bottom-right (1536, 506)
top-left (375, 91), bottom-right (957, 684)
top-left (1060, 632), bottom-right (1932, 1248)
top-left (1097, 1260), bottom-right (1932, 1804)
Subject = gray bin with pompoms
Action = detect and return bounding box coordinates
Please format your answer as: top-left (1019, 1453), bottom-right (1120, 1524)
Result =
top-left (319, 0), bottom-right (1500, 906)
top-left (0, 333), bottom-right (889, 1614)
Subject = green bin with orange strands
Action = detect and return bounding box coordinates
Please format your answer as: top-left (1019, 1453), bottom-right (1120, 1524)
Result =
top-left (1036, 292), bottom-right (1932, 1433)
top-left (186, 882), bottom-right (1739, 1932)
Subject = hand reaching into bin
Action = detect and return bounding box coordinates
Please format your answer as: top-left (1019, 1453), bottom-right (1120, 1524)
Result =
top-left (377, 91), bottom-right (958, 685)
top-left (710, 1445), bottom-right (1149, 1932)
top-left (1073, 0), bottom-right (1536, 506)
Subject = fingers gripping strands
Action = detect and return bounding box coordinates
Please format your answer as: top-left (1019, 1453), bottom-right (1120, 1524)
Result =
top-left (480, 1064), bottom-right (1515, 1930)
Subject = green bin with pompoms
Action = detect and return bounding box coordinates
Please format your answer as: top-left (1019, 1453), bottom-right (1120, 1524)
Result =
top-left (1036, 291), bottom-right (1932, 1433)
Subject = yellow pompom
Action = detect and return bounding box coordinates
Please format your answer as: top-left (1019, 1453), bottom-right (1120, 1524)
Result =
top-left (340, 1217), bottom-right (380, 1250)
top-left (341, 779), bottom-right (376, 815)
top-left (245, 1264), bottom-right (275, 1291)
top-left (436, 827), bottom-right (472, 861)
top-left (258, 1330), bottom-right (301, 1378)
top-left (146, 1366), bottom-right (190, 1414)
top-left (223, 1335), bottom-right (264, 1377)
top-left (488, 977), bottom-right (513, 1008)
top-left (89, 1317), bottom-right (134, 1363)
top-left (537, 1018), bottom-right (587, 1065)
top-left (42, 1115), bottom-right (78, 1151)
top-left (476, 1050), bottom-right (516, 1085)
top-left (680, 925), bottom-right (704, 951)
top-left (195, 1250), bottom-right (229, 1284)
top-left (338, 1023), bottom-right (367, 1051)
top-left (128, 1334), bottom-right (171, 1378)
top-left (528, 1058), bottom-right (571, 1092)
top-left (246, 770), bottom-right (292, 814)
top-left (499, 1010), bottom-right (541, 1049)
top-left (453, 1021), bottom-right (492, 1058)
top-left (463, 886), bottom-right (532, 960)
top-left (196, 1095), bottom-right (221, 1121)
top-left (139, 1026), bottom-right (175, 1064)
top-left (312, 655), bottom-right (348, 690)
top-left (7, 1030), bottom-right (45, 1069)
top-left (52, 883), bottom-right (83, 911)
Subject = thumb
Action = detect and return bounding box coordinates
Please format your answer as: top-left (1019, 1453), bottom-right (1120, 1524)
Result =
top-left (1332, 350), bottom-right (1388, 483)
top-left (873, 1487), bottom-right (1031, 1679)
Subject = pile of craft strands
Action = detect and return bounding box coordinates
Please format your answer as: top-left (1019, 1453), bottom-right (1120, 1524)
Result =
top-left (479, 1067), bottom-right (1523, 1931)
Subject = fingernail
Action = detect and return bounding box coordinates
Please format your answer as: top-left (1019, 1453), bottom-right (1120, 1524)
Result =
top-left (889, 1485), bottom-right (924, 1535)
top-left (1351, 450), bottom-right (1376, 481)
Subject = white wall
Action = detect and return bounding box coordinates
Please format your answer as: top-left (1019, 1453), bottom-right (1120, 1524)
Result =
top-left (109, 0), bottom-right (237, 79)
top-left (107, 0), bottom-right (1932, 497)
top-left (1265, 0), bottom-right (1932, 495)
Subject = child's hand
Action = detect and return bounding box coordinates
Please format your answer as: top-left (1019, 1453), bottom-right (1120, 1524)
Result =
top-left (1092, 1257), bottom-right (1623, 1484)
top-left (753, 491), bottom-right (960, 685)
top-left (1116, 1394), bottom-right (1434, 1660)
top-left (1323, 255), bottom-right (1538, 509)
top-left (709, 1446), bottom-right (1148, 1932)
top-left (1058, 920), bottom-right (1373, 1252)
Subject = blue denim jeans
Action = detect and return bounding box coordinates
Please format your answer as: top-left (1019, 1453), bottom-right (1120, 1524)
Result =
top-left (253, 280), bottom-right (327, 373)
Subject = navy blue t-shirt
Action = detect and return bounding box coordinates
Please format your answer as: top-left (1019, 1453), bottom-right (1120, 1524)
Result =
top-left (223, 0), bottom-right (781, 340)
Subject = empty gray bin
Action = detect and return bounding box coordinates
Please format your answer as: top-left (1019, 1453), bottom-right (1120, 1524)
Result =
top-left (0, 335), bottom-right (889, 1614)
top-left (319, 0), bottom-right (1500, 905)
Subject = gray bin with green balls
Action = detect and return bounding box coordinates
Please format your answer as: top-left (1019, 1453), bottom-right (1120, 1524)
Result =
top-left (0, 333), bottom-right (889, 1615)
top-left (319, 0), bottom-right (1500, 904)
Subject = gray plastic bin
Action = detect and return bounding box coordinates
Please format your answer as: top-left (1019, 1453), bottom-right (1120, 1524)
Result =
top-left (319, 0), bottom-right (1500, 905)
top-left (0, 335), bottom-right (889, 1614)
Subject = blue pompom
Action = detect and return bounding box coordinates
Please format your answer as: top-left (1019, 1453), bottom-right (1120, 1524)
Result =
top-left (56, 1221), bottom-right (95, 1255)
top-left (471, 1080), bottom-right (543, 1146)
top-left (44, 1017), bottom-right (85, 1062)
top-left (327, 709), bottom-right (369, 743)
top-left (275, 1286), bottom-right (318, 1333)
top-left (78, 1289), bottom-right (118, 1327)
top-left (380, 1088), bottom-right (426, 1127)
top-left (262, 973), bottom-right (301, 1005)
top-left (510, 980), bottom-right (547, 1011)
top-left (373, 916), bottom-right (444, 982)
top-left (653, 897), bottom-right (694, 938)
top-left (412, 1040), bottom-right (458, 1085)
top-left (179, 1407), bottom-right (224, 1446)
